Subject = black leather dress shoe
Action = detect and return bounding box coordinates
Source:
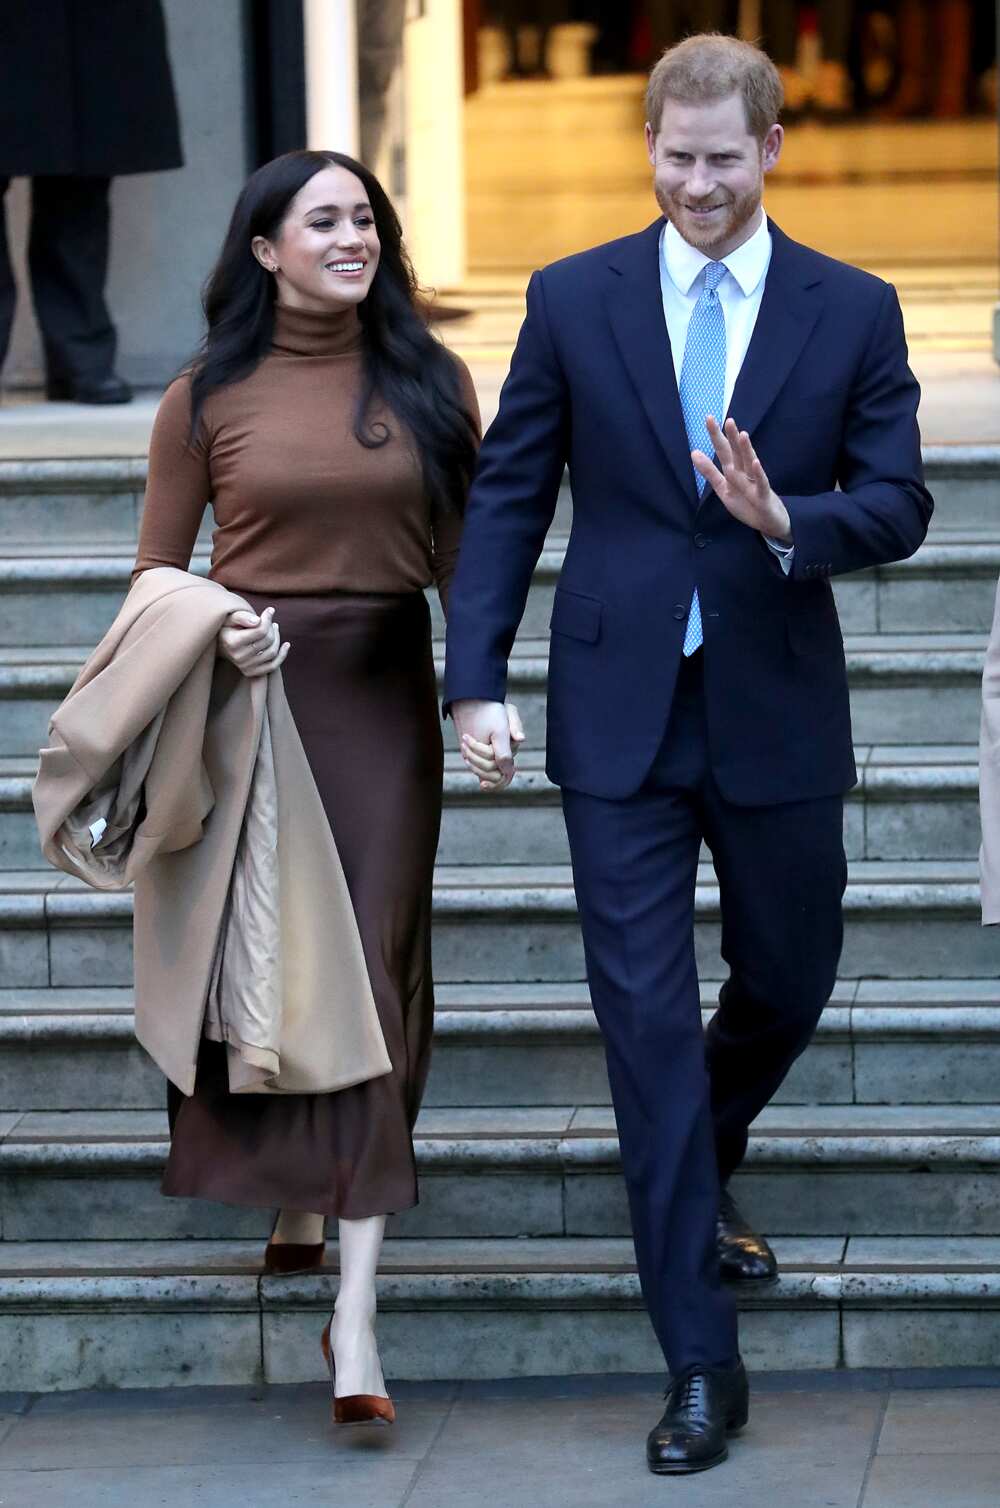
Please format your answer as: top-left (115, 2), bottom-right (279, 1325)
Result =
top-left (717, 1189), bottom-right (778, 1284)
top-left (646, 1360), bottom-right (749, 1474)
top-left (46, 373), bottom-right (133, 404)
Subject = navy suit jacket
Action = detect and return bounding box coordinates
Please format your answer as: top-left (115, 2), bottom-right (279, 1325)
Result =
top-left (443, 218), bottom-right (933, 805)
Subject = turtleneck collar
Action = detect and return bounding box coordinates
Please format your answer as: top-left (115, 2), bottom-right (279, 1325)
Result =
top-left (271, 301), bottom-right (364, 357)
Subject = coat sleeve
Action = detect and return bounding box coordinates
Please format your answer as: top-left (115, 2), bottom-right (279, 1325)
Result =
top-left (784, 282), bottom-right (933, 580)
top-left (133, 376), bottom-right (211, 581)
top-left (980, 577), bottom-right (1000, 923)
top-left (442, 269), bottom-right (570, 709)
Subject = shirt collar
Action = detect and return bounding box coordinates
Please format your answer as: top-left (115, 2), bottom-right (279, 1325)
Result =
top-left (661, 211), bottom-right (772, 298)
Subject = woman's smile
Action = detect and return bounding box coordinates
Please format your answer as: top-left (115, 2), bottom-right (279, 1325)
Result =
top-left (324, 257), bottom-right (368, 278)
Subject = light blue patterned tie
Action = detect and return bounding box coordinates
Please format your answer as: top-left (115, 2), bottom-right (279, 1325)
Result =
top-left (678, 261), bottom-right (727, 656)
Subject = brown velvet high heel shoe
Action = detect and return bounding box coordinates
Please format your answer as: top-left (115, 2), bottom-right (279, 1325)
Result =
top-left (263, 1214), bottom-right (326, 1275)
top-left (320, 1318), bottom-right (395, 1426)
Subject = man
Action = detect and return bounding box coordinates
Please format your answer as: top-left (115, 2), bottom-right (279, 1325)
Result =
top-left (444, 33), bottom-right (932, 1475)
top-left (0, 0), bottom-right (182, 402)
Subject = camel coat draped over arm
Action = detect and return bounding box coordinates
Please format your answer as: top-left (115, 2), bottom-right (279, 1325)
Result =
top-left (33, 567), bottom-right (391, 1096)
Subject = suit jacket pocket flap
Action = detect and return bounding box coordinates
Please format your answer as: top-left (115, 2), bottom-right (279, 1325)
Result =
top-left (550, 588), bottom-right (602, 644)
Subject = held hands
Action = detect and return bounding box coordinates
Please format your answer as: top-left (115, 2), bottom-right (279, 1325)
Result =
top-left (217, 605), bottom-right (290, 678)
top-left (692, 416), bottom-right (792, 545)
top-left (452, 700), bottom-right (525, 792)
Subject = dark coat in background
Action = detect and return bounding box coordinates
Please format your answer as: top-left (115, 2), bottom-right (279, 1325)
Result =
top-left (0, 0), bottom-right (183, 177)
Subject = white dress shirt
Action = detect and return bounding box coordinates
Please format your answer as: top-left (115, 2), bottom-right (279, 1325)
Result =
top-left (658, 212), bottom-right (793, 570)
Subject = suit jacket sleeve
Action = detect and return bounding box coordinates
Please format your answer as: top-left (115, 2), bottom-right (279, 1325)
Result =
top-left (443, 270), bottom-right (570, 710)
top-left (980, 576), bottom-right (1000, 924)
top-left (784, 282), bottom-right (933, 579)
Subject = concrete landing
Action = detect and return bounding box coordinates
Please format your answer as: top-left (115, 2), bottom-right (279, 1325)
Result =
top-left (1, 1369), bottom-right (999, 1507)
top-left (0, 346), bottom-right (996, 459)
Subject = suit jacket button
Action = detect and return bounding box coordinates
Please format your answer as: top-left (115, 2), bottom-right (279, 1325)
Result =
top-left (694, 533), bottom-right (709, 548)
top-left (673, 604), bottom-right (687, 620)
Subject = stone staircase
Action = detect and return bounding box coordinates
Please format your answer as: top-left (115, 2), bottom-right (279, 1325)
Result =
top-left (2, 446), bottom-right (1000, 1391)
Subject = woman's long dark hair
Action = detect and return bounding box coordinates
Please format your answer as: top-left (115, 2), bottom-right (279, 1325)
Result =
top-left (188, 150), bottom-right (478, 515)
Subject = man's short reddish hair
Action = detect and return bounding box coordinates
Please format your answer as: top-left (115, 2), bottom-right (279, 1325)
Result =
top-left (646, 32), bottom-right (784, 142)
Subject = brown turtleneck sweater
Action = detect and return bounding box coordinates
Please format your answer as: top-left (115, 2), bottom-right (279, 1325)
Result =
top-left (134, 303), bottom-right (480, 609)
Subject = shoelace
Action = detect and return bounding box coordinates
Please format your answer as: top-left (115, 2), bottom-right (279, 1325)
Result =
top-left (669, 1371), bottom-right (709, 1413)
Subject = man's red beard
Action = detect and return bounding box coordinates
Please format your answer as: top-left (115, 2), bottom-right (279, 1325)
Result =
top-left (656, 181), bottom-right (762, 253)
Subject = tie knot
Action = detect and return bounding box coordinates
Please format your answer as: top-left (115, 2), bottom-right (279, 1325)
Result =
top-left (703, 262), bottom-right (726, 293)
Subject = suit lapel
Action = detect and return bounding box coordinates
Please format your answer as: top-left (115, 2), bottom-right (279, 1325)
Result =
top-left (603, 219), bottom-right (825, 507)
top-left (605, 220), bottom-right (699, 505)
top-left (726, 220), bottom-right (824, 440)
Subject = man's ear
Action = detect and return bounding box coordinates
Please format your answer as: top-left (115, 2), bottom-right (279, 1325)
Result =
top-left (761, 123), bottom-right (784, 175)
top-left (645, 121), bottom-right (657, 167)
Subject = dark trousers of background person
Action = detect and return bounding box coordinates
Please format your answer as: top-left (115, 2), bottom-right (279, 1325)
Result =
top-left (765, 0), bottom-right (853, 66)
top-left (560, 650), bottom-right (847, 1373)
top-left (0, 176), bottom-right (115, 388)
top-left (580, 0), bottom-right (636, 72)
top-left (645, 1), bottom-right (736, 55)
top-left (493, 0), bottom-right (570, 73)
top-left (881, 0), bottom-right (975, 118)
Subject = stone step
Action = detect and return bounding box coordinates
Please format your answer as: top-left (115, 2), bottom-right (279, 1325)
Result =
top-left (0, 860), bottom-right (989, 989)
top-left (481, 636), bottom-right (989, 750)
top-left (0, 743), bottom-right (984, 871)
top-left (4, 1234), bottom-right (998, 1391)
top-left (455, 532), bottom-right (999, 643)
top-left (0, 634), bottom-right (989, 757)
top-left (4, 1104), bottom-right (1000, 1247)
top-left (3, 527), bottom-right (999, 649)
top-left (3, 979), bottom-right (1000, 1115)
top-left (0, 447), bottom-right (992, 548)
top-left (0, 459), bottom-right (149, 547)
top-left (3, 1234), bottom-right (1000, 1391)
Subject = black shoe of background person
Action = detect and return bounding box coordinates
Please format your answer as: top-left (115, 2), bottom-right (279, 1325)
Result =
top-left (717, 1188), bottom-right (779, 1284)
top-left (46, 372), bottom-right (133, 404)
top-left (646, 1360), bottom-right (749, 1475)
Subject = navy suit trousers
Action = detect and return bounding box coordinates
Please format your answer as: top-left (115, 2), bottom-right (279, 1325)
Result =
top-left (561, 652), bottom-right (846, 1374)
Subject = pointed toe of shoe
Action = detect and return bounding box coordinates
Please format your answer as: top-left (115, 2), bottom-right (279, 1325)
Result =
top-left (717, 1195), bottom-right (779, 1284)
top-left (646, 1425), bottom-right (728, 1475)
top-left (720, 1247), bottom-right (778, 1284)
top-left (333, 1394), bottom-right (396, 1426)
top-left (263, 1240), bottom-right (326, 1274)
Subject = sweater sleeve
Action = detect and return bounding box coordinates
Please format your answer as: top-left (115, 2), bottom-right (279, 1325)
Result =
top-left (133, 376), bottom-right (212, 580)
top-left (432, 355), bottom-right (481, 618)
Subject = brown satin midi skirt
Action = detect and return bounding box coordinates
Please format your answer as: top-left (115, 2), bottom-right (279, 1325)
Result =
top-left (161, 589), bottom-right (442, 1217)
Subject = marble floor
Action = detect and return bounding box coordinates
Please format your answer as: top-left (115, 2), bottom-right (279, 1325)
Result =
top-left (2, 1369), bottom-right (1000, 1507)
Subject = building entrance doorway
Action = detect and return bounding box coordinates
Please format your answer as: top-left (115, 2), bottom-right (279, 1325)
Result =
top-left (439, 3), bottom-right (999, 390)
top-left (462, 5), bottom-right (997, 276)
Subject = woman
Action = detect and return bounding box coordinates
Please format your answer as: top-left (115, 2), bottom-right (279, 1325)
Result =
top-left (133, 149), bottom-right (484, 1423)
